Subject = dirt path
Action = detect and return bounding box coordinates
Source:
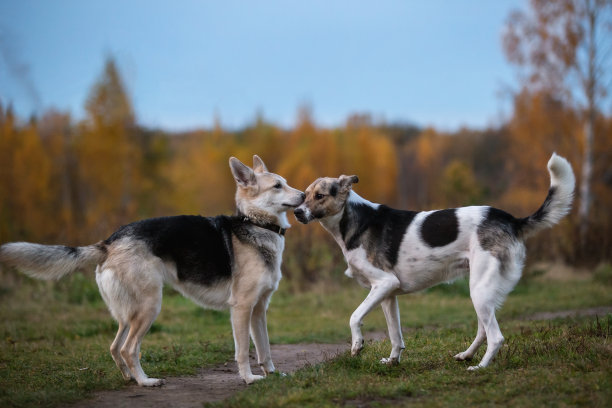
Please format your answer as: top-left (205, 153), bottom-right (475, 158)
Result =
top-left (67, 308), bottom-right (611, 408)
top-left (521, 305), bottom-right (612, 321)
top-left (68, 342), bottom-right (350, 408)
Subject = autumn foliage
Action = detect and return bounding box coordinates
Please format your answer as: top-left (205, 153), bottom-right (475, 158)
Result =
top-left (1, 55), bottom-right (611, 290)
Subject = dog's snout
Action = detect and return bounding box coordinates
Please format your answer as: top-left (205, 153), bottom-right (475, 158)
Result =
top-left (294, 207), bottom-right (309, 224)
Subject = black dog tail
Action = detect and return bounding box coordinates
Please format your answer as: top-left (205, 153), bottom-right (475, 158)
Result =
top-left (519, 153), bottom-right (575, 239)
top-left (0, 242), bottom-right (107, 280)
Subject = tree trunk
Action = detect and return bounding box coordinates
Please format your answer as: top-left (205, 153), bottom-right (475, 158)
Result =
top-left (578, 115), bottom-right (594, 243)
top-left (578, 0), bottom-right (597, 246)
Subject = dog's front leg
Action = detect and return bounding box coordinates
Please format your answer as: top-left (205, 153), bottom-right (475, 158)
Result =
top-left (250, 295), bottom-right (275, 376)
top-left (231, 305), bottom-right (263, 384)
top-left (349, 278), bottom-right (400, 357)
top-left (380, 296), bottom-right (405, 365)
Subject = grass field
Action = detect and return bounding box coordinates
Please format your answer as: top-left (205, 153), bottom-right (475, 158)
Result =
top-left (1, 264), bottom-right (611, 407)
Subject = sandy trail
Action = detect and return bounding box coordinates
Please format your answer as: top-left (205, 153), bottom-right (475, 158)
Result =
top-left (68, 342), bottom-right (351, 408)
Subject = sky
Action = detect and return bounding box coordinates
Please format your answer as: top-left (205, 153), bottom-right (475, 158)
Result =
top-left (0, 0), bottom-right (526, 131)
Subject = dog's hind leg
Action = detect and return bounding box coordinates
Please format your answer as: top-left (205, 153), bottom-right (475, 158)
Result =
top-left (120, 301), bottom-right (164, 386)
top-left (380, 296), bottom-right (405, 365)
top-left (96, 266), bottom-right (134, 381)
top-left (250, 292), bottom-right (275, 376)
top-left (110, 322), bottom-right (132, 380)
top-left (466, 252), bottom-right (518, 370)
top-left (469, 294), bottom-right (504, 370)
top-left (454, 318), bottom-right (485, 362)
top-left (466, 244), bottom-right (524, 370)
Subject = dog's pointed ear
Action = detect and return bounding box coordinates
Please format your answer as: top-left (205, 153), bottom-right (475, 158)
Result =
top-left (338, 175), bottom-right (359, 192)
top-left (252, 155), bottom-right (268, 174)
top-left (229, 157), bottom-right (256, 187)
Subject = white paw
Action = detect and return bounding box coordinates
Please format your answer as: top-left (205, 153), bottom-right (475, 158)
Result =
top-left (266, 371), bottom-right (288, 378)
top-left (380, 357), bottom-right (399, 366)
top-left (351, 339), bottom-right (364, 356)
top-left (454, 352), bottom-right (473, 361)
top-left (259, 362), bottom-right (276, 376)
top-left (244, 374), bottom-right (264, 384)
top-left (467, 364), bottom-right (482, 371)
top-left (139, 378), bottom-right (165, 387)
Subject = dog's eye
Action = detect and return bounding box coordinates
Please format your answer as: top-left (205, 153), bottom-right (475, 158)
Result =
top-left (274, 182), bottom-right (282, 189)
top-left (315, 193), bottom-right (324, 200)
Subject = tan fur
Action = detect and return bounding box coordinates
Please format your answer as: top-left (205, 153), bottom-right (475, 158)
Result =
top-left (300, 175), bottom-right (358, 220)
top-left (1, 155), bottom-right (304, 386)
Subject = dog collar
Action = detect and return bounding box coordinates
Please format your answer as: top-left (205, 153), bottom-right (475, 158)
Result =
top-left (242, 217), bottom-right (286, 236)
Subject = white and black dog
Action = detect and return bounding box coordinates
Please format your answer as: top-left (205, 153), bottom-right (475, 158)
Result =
top-left (294, 153), bottom-right (574, 370)
top-left (0, 155), bottom-right (304, 385)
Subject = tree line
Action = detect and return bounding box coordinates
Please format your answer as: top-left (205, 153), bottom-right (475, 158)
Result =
top-left (1, 0), bottom-right (611, 288)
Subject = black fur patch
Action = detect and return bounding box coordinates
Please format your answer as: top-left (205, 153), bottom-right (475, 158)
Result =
top-left (105, 215), bottom-right (234, 286)
top-left (479, 208), bottom-right (520, 251)
top-left (329, 183), bottom-right (338, 197)
top-left (230, 219), bottom-right (278, 269)
top-left (420, 209), bottom-right (459, 247)
top-left (339, 203), bottom-right (417, 270)
top-left (478, 207), bottom-right (521, 276)
top-left (63, 246), bottom-right (78, 256)
top-left (523, 186), bottom-right (556, 225)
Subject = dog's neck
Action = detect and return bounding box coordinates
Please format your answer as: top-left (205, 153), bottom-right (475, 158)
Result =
top-left (346, 190), bottom-right (379, 209)
top-left (237, 207), bottom-right (291, 230)
top-left (319, 191), bottom-right (379, 252)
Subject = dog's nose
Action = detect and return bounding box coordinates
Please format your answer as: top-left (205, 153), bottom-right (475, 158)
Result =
top-left (299, 192), bottom-right (305, 203)
top-left (294, 208), bottom-right (304, 217)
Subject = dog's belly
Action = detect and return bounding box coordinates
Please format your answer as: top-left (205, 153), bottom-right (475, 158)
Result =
top-left (394, 253), bottom-right (469, 293)
top-left (169, 272), bottom-right (233, 310)
top-left (157, 259), bottom-right (230, 309)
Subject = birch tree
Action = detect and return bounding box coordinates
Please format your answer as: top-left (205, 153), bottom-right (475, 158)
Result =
top-left (503, 0), bottom-right (612, 241)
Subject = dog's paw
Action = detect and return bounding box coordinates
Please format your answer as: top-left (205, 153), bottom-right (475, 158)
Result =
top-left (467, 364), bottom-right (482, 371)
top-left (259, 362), bottom-right (276, 376)
top-left (121, 373), bottom-right (134, 382)
top-left (380, 357), bottom-right (399, 366)
top-left (454, 352), bottom-right (473, 361)
top-left (351, 339), bottom-right (364, 356)
top-left (244, 374), bottom-right (265, 384)
top-left (139, 378), bottom-right (165, 387)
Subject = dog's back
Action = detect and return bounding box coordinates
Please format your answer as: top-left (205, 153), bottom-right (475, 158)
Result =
top-left (105, 215), bottom-right (234, 286)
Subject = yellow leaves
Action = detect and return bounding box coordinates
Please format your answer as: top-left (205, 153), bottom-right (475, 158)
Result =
top-left (498, 187), bottom-right (550, 218)
top-left (440, 160), bottom-right (482, 207)
top-left (415, 128), bottom-right (439, 170)
top-left (166, 132), bottom-right (236, 215)
top-left (507, 89), bottom-right (581, 190)
top-left (0, 116), bottom-right (53, 241)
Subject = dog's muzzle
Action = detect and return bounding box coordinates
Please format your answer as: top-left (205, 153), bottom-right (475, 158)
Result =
top-left (284, 192), bottom-right (306, 209)
top-left (294, 207), bottom-right (310, 224)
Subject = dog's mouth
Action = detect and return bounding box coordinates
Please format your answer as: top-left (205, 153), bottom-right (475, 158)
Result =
top-left (293, 208), bottom-right (311, 224)
top-left (282, 202), bottom-right (301, 209)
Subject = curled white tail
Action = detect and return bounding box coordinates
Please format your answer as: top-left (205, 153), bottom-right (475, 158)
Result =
top-left (520, 153), bottom-right (575, 238)
top-left (0, 242), bottom-right (107, 280)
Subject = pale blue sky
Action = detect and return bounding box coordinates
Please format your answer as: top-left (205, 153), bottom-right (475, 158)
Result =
top-left (0, 0), bottom-right (525, 131)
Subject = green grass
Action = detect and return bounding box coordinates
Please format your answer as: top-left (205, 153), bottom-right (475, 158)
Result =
top-left (1, 268), bottom-right (611, 407)
top-left (216, 318), bottom-right (612, 407)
